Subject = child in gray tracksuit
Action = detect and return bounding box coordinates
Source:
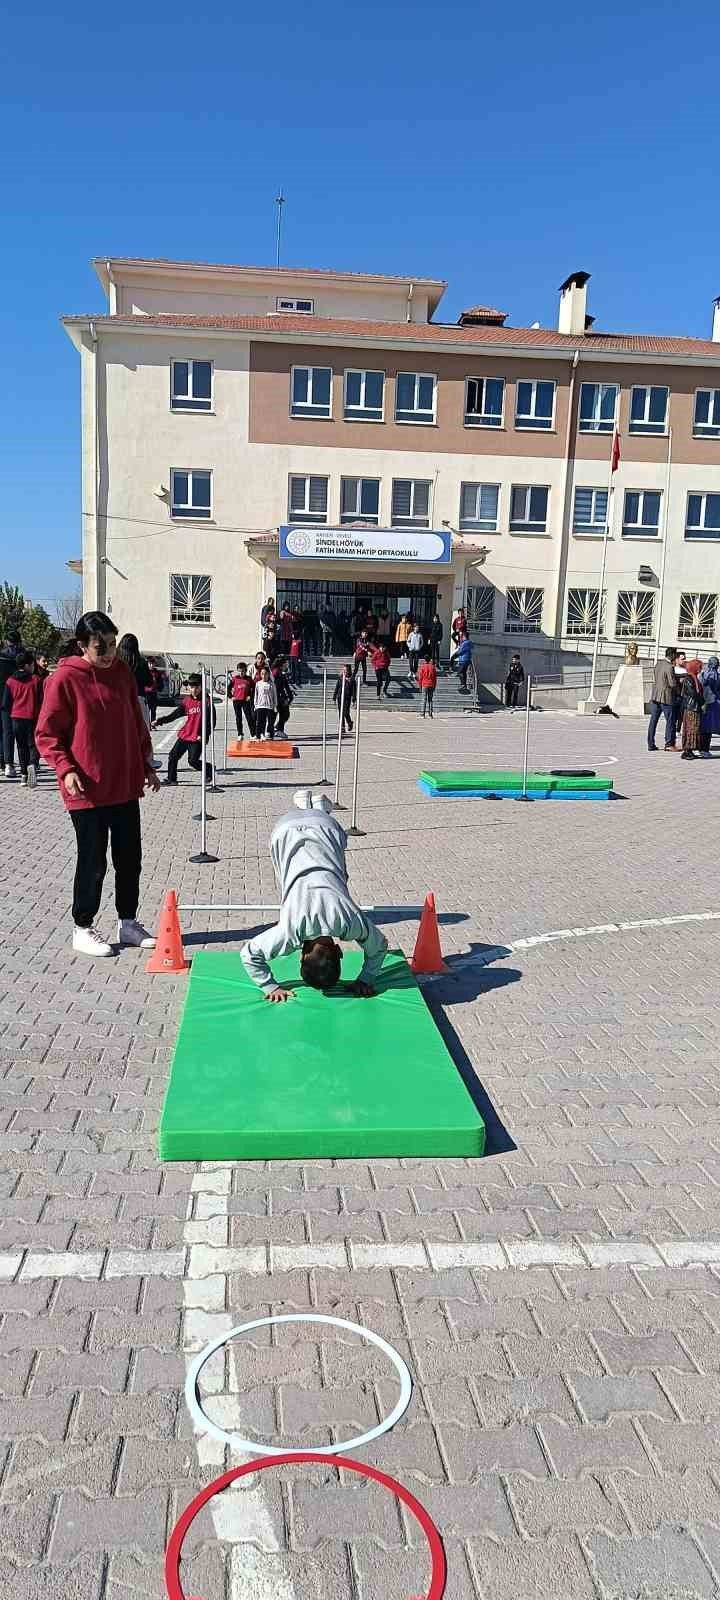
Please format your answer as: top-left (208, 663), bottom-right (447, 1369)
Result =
top-left (241, 790), bottom-right (388, 1003)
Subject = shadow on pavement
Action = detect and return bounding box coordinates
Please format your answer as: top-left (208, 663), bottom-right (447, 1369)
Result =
top-left (423, 986), bottom-right (518, 1157)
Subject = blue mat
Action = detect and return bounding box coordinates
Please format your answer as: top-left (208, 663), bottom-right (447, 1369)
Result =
top-left (417, 780), bottom-right (613, 801)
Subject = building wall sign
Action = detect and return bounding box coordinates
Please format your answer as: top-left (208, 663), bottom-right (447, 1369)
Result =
top-left (279, 526), bottom-right (452, 564)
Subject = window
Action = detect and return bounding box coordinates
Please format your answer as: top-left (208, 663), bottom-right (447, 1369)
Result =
top-left (686, 492), bottom-right (720, 540)
top-left (288, 475), bottom-right (328, 523)
top-left (510, 485), bottom-right (549, 533)
top-left (566, 588), bottom-right (605, 637)
top-left (464, 377), bottom-right (504, 428)
top-left (459, 483), bottom-right (500, 532)
top-left (694, 389), bottom-right (720, 438)
top-left (395, 372), bottom-right (436, 424)
top-left (391, 479), bottom-right (431, 527)
top-left (340, 477), bottom-right (380, 524)
top-left (170, 573), bottom-right (211, 624)
top-left (515, 379), bottom-right (555, 430)
top-left (629, 385), bottom-right (668, 435)
top-left (290, 365), bottom-right (332, 418)
top-left (344, 369), bottom-right (384, 422)
top-left (579, 382), bottom-right (618, 433)
top-left (505, 586), bottom-right (544, 633)
top-left (678, 592), bottom-right (717, 640)
top-left (170, 469), bottom-right (212, 520)
top-left (276, 296), bottom-right (314, 313)
top-left (622, 490), bottom-right (661, 537)
top-left (573, 486), bottom-right (609, 535)
top-left (171, 360), bottom-right (212, 412)
top-left (616, 590), bottom-right (655, 638)
top-left (466, 584), bottom-right (495, 633)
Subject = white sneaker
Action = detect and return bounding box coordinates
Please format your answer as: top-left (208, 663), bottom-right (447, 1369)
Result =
top-left (118, 918), bottom-right (156, 949)
top-left (293, 788), bottom-right (313, 809)
top-left (4, 764), bottom-right (15, 778)
top-left (27, 764), bottom-right (38, 788)
top-left (311, 792), bottom-right (332, 812)
top-left (73, 924), bottom-right (113, 958)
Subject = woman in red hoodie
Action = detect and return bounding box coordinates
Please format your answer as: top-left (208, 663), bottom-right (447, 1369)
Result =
top-left (35, 612), bottom-right (161, 959)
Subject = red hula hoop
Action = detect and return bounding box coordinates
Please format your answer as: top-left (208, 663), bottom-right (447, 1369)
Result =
top-left (165, 1451), bottom-right (446, 1600)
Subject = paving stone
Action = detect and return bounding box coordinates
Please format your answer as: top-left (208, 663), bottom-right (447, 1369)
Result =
top-left (508, 1476), bottom-right (628, 1538)
top-left (51, 1488), bottom-right (170, 1559)
top-left (2, 1553), bottom-right (107, 1600)
top-left (612, 1467), bottom-right (720, 1533)
top-left (288, 1481), bottom-right (404, 1548)
top-left (441, 1421), bottom-right (549, 1481)
top-left (568, 1373), bottom-right (677, 1422)
top-left (537, 1419), bottom-right (653, 1479)
top-left (469, 1532), bottom-right (596, 1599)
top-left (583, 1528), bottom-right (717, 1598)
top-left (593, 1329), bottom-right (699, 1374)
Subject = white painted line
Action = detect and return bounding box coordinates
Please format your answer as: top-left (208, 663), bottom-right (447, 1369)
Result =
top-left (369, 749), bottom-right (619, 767)
top-left (509, 909), bottom-right (720, 954)
top-left (7, 1237), bottom-right (720, 1281)
top-left (658, 1241), bottom-right (720, 1267)
top-left (105, 1248), bottom-right (185, 1279)
top-left (21, 1251), bottom-right (103, 1281)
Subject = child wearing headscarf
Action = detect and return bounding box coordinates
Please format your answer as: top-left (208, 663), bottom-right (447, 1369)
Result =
top-left (698, 656), bottom-right (720, 756)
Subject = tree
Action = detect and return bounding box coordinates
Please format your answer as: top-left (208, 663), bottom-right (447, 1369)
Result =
top-left (21, 604), bottom-right (60, 657)
top-left (0, 583), bottom-right (25, 639)
top-left (52, 590), bottom-right (83, 632)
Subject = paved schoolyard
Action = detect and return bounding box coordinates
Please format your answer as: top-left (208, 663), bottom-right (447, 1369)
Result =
top-left (2, 700), bottom-right (720, 1600)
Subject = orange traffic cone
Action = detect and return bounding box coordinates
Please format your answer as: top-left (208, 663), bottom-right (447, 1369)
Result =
top-left (410, 892), bottom-right (448, 975)
top-left (145, 891), bottom-right (189, 974)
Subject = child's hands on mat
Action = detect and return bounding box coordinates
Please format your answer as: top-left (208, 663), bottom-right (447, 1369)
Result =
top-left (266, 988), bottom-right (294, 1003)
top-left (348, 980), bottom-right (376, 998)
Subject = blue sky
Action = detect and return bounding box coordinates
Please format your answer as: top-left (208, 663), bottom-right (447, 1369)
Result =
top-left (3, 0), bottom-right (719, 601)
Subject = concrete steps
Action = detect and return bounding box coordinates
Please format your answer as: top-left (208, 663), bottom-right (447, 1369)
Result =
top-left (287, 657), bottom-right (480, 713)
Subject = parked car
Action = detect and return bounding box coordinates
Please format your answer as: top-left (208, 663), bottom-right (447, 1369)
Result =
top-left (144, 651), bottom-right (183, 705)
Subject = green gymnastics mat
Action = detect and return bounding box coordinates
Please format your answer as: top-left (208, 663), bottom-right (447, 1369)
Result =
top-left (159, 949), bottom-right (485, 1161)
top-left (420, 768), bottom-right (613, 794)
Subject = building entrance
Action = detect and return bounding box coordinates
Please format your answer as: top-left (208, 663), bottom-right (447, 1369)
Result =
top-left (276, 578), bottom-right (438, 632)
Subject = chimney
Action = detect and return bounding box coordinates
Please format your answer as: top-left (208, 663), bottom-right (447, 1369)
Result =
top-left (558, 271), bottom-right (590, 336)
top-left (713, 297), bottom-right (720, 342)
top-left (457, 305), bottom-right (507, 327)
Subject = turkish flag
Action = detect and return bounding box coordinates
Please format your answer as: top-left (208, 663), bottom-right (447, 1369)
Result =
top-left (611, 429), bottom-right (621, 472)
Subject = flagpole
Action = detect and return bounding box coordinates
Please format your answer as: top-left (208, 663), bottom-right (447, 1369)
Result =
top-left (587, 429), bottom-right (618, 703)
top-left (653, 427), bottom-right (673, 666)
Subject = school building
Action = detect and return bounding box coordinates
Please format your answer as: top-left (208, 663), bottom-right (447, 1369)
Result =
top-left (63, 257), bottom-right (720, 669)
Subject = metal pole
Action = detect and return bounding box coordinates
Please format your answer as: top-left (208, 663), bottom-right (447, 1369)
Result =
top-left (321, 667), bottom-right (328, 783)
top-left (208, 669), bottom-right (219, 792)
top-left (653, 427), bottom-right (673, 665)
top-left (588, 446), bottom-right (616, 702)
top-left (347, 674), bottom-right (365, 837)
top-left (177, 902), bottom-right (379, 913)
top-left (333, 678), bottom-right (345, 809)
top-left (190, 665), bottom-right (218, 862)
top-left (515, 674), bottom-right (534, 802)
top-left (222, 667), bottom-right (230, 772)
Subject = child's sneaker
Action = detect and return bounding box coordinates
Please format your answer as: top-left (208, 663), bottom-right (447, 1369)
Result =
top-left (73, 924), bottom-right (113, 958)
top-left (20, 774), bottom-right (28, 786)
top-left (118, 919), bottom-right (156, 949)
top-left (293, 789), bottom-right (313, 809)
top-left (4, 764), bottom-right (16, 778)
top-left (27, 764), bottom-right (38, 788)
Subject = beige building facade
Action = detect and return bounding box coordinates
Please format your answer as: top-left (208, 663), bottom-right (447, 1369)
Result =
top-left (63, 258), bottom-right (720, 667)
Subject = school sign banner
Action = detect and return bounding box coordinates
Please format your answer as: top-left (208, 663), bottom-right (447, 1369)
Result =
top-left (279, 526), bottom-right (452, 564)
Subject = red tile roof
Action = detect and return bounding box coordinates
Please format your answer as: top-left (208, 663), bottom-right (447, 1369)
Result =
top-left (61, 311), bottom-right (720, 360)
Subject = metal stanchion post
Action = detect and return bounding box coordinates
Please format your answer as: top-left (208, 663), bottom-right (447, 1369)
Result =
top-left (190, 665), bottom-right (219, 860)
top-left (332, 679), bottom-right (346, 810)
top-left (222, 667), bottom-right (230, 773)
top-left (320, 667), bottom-right (328, 784)
top-left (208, 668), bottom-right (220, 793)
top-left (346, 674), bottom-right (365, 837)
top-left (515, 674), bottom-right (534, 803)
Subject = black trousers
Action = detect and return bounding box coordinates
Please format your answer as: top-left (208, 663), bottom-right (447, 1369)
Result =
top-left (167, 738), bottom-right (211, 782)
top-left (353, 656), bottom-right (367, 682)
top-left (146, 691), bottom-right (158, 724)
top-left (70, 799), bottom-right (141, 927)
top-left (409, 650), bottom-right (420, 674)
top-left (255, 708), bottom-right (275, 739)
top-left (505, 681), bottom-right (521, 707)
top-left (12, 718), bottom-right (39, 775)
top-left (1, 707), bottom-right (15, 767)
top-left (337, 704), bottom-right (353, 732)
top-left (375, 667), bottom-right (390, 697)
top-left (289, 657), bottom-right (302, 686)
top-left (233, 700), bottom-right (255, 737)
top-left (431, 641), bottom-right (441, 667)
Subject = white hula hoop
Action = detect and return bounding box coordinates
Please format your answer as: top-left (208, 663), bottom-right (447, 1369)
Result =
top-left (185, 1312), bottom-right (413, 1456)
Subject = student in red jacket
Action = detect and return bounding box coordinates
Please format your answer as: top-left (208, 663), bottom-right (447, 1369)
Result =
top-left (229, 662), bottom-right (255, 737)
top-left (34, 612), bottom-right (160, 958)
top-left (416, 654), bottom-right (438, 718)
top-left (371, 642), bottom-right (391, 699)
top-left (2, 650), bottom-right (43, 786)
top-left (288, 631), bottom-right (303, 687)
top-left (156, 675), bottom-right (214, 784)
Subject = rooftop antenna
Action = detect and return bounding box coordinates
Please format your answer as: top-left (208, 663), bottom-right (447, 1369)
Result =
top-left (275, 190), bottom-right (285, 268)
